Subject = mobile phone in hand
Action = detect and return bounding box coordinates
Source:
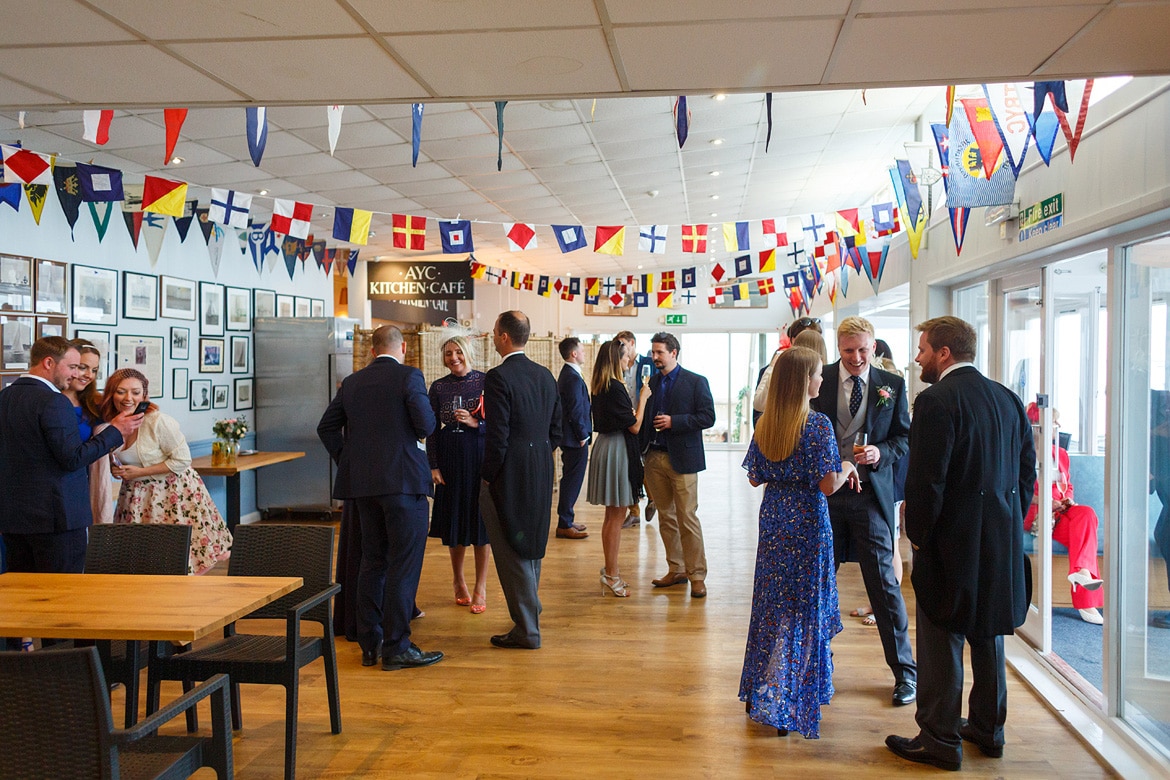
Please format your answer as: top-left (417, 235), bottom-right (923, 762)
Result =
top-left (132, 401), bottom-right (151, 415)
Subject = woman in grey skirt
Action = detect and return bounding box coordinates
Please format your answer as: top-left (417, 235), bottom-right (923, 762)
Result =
top-left (587, 339), bottom-right (651, 597)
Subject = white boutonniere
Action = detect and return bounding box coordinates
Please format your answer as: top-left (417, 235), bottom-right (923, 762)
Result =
top-left (876, 385), bottom-right (894, 408)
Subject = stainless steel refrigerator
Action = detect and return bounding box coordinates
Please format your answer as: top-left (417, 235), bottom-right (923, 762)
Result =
top-left (254, 316), bottom-right (359, 517)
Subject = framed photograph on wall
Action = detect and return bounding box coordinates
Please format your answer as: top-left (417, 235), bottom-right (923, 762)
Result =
top-left (226, 286), bottom-right (251, 331)
top-left (294, 296), bottom-right (311, 317)
top-left (1, 374), bottom-right (19, 390)
top-left (0, 255), bottom-right (34, 313)
top-left (1, 315), bottom-right (34, 371)
top-left (36, 317), bottom-right (66, 339)
top-left (234, 377), bottom-right (254, 411)
top-left (311, 298), bottom-right (324, 317)
top-left (199, 282), bottom-right (224, 336)
top-left (71, 264), bottom-right (117, 325)
top-left (170, 326), bottom-right (190, 360)
top-left (254, 288), bottom-right (276, 319)
top-left (34, 259), bottom-right (67, 314)
top-left (74, 329), bottom-right (111, 384)
top-left (122, 271), bottom-right (158, 320)
top-left (114, 334), bottom-right (165, 398)
top-left (159, 275), bottom-right (196, 320)
top-left (199, 337), bottom-right (224, 373)
top-left (189, 379), bottom-right (212, 411)
top-left (212, 385), bottom-right (229, 409)
top-left (229, 335), bottom-right (249, 374)
top-left (276, 294), bottom-right (294, 318)
top-left (173, 367), bottom-right (189, 399)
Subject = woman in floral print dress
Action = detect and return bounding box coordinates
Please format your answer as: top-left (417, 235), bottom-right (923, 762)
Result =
top-left (99, 368), bottom-right (231, 575)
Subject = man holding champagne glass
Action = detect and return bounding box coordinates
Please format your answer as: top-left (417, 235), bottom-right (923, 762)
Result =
top-left (810, 316), bottom-right (916, 707)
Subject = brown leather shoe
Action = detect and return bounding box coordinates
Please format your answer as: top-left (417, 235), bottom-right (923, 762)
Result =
top-left (652, 572), bottom-right (688, 587)
top-left (690, 580), bottom-right (707, 598)
top-left (555, 526), bottom-right (588, 539)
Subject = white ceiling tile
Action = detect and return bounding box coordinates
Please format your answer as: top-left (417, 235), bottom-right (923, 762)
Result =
top-left (515, 147), bottom-right (598, 168)
top-left (441, 155), bottom-right (528, 176)
top-left (366, 163), bottom-right (453, 185)
top-left (284, 170), bottom-right (380, 193)
top-left (260, 152), bottom-right (351, 178)
top-left (331, 145), bottom-right (413, 171)
top-left (505, 124), bottom-right (595, 152)
top-left (351, 0), bottom-right (600, 32)
top-left (92, 0), bottom-right (368, 38)
top-left (494, 101), bottom-right (584, 131)
top-left (462, 171), bottom-right (541, 191)
top-left (1039, 5), bottom-right (1170, 77)
top-left (606, 0), bottom-right (851, 24)
top-left (0, 0), bottom-right (138, 45)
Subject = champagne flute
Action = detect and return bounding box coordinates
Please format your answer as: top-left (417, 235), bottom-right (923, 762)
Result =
top-left (640, 363), bottom-right (652, 382)
top-left (451, 395), bottom-right (463, 432)
top-left (853, 432), bottom-right (868, 462)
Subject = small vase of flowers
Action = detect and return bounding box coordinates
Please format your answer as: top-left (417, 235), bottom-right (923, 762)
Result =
top-left (211, 416), bottom-right (249, 466)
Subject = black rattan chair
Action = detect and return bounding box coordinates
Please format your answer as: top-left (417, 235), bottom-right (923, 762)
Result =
top-left (146, 524), bottom-right (341, 780)
top-left (0, 646), bottom-right (232, 780)
top-left (85, 523), bottom-right (193, 728)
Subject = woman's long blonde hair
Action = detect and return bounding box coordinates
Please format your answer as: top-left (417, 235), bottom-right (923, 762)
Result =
top-left (755, 346), bottom-right (821, 461)
top-left (590, 340), bottom-right (627, 398)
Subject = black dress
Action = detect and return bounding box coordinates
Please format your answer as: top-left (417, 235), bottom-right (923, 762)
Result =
top-left (426, 371), bottom-right (489, 547)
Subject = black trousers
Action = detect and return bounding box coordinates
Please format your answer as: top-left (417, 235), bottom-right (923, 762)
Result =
top-left (354, 493), bottom-right (428, 658)
top-left (556, 444), bottom-right (588, 528)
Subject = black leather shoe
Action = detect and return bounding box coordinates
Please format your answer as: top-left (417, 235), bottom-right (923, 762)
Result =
top-left (892, 680), bottom-right (917, 706)
top-left (959, 719), bottom-right (1004, 758)
top-left (361, 642), bottom-right (382, 667)
top-left (382, 643), bottom-right (443, 670)
top-left (490, 633), bottom-right (538, 650)
top-left (885, 735), bottom-right (960, 771)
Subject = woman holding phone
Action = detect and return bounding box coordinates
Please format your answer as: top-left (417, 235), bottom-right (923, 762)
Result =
top-left (99, 368), bottom-right (231, 574)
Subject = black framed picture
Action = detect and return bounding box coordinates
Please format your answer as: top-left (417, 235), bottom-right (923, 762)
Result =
top-left (114, 334), bottom-right (165, 398)
top-left (276, 294), bottom-right (294, 318)
top-left (311, 298), bottom-right (324, 317)
top-left (0, 255), bottom-right (34, 313)
top-left (199, 282), bottom-right (224, 336)
top-left (173, 367), bottom-right (189, 399)
top-left (229, 335), bottom-right (249, 374)
top-left (212, 384), bottom-right (229, 409)
top-left (189, 378), bottom-right (212, 411)
top-left (160, 275), bottom-right (196, 320)
top-left (122, 271), bottom-right (158, 320)
top-left (294, 296), bottom-right (311, 318)
top-left (170, 326), bottom-right (190, 360)
top-left (234, 377), bottom-right (253, 411)
top-left (199, 337), bottom-right (224, 373)
top-left (71, 264), bottom-right (118, 326)
top-left (254, 288), bottom-right (276, 319)
top-left (225, 286), bottom-right (251, 331)
top-left (1, 315), bottom-right (34, 371)
top-left (34, 259), bottom-right (67, 315)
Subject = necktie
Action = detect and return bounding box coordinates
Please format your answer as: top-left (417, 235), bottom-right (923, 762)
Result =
top-left (849, 376), bottom-right (863, 418)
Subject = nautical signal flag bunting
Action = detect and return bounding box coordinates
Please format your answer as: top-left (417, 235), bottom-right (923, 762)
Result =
top-left (333, 207), bottom-right (372, 245)
top-left (392, 214), bottom-right (427, 250)
top-left (141, 175), bottom-right (188, 217)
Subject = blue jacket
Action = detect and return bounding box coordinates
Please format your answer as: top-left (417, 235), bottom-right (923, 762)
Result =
top-left (0, 377), bottom-right (124, 534)
top-left (641, 366), bottom-right (715, 474)
top-left (556, 363), bottom-right (591, 449)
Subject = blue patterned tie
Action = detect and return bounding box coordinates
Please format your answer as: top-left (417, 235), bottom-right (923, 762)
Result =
top-left (849, 376), bottom-right (863, 418)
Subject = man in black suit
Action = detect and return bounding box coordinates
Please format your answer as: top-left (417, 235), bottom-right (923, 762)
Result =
top-left (480, 311), bottom-right (561, 649)
top-left (810, 315), bottom-right (916, 707)
top-left (554, 337), bottom-right (590, 540)
top-left (317, 325), bottom-right (442, 671)
top-left (0, 336), bottom-right (141, 578)
top-left (887, 316), bottom-right (1035, 772)
top-left (641, 332), bottom-right (716, 598)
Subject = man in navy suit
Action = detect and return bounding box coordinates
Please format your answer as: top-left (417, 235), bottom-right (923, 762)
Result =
top-left (318, 325), bottom-right (441, 671)
top-left (480, 311), bottom-right (561, 649)
top-left (810, 316), bottom-right (916, 707)
top-left (554, 337), bottom-right (590, 540)
top-left (641, 332), bottom-right (715, 598)
top-left (0, 336), bottom-right (141, 584)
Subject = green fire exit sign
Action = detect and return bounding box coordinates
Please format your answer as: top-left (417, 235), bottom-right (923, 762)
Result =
top-left (664, 314), bottom-right (687, 326)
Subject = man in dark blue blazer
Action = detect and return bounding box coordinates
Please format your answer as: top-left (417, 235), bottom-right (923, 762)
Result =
top-left (318, 325), bottom-right (441, 671)
top-left (554, 337), bottom-right (590, 540)
top-left (810, 316), bottom-right (915, 708)
top-left (480, 311), bottom-right (561, 649)
top-left (641, 332), bottom-right (715, 598)
top-left (0, 337), bottom-right (140, 584)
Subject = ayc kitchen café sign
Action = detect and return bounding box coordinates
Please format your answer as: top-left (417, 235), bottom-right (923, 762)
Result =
top-left (367, 260), bottom-right (473, 301)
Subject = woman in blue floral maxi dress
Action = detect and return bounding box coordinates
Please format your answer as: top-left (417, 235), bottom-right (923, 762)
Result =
top-left (740, 346), bottom-right (858, 739)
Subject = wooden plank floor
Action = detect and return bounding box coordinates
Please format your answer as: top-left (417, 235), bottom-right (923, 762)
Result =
top-left (160, 450), bottom-right (1115, 779)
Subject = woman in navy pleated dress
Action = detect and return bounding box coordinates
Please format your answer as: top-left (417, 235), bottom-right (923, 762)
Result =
top-left (427, 336), bottom-right (490, 614)
top-left (740, 346), bottom-right (858, 738)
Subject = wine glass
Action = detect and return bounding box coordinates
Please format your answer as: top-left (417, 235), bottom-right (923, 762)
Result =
top-left (451, 395), bottom-right (463, 432)
top-left (853, 432), bottom-right (868, 462)
top-left (640, 363), bottom-right (652, 382)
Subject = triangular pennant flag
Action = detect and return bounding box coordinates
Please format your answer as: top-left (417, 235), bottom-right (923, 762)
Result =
top-left (674, 96), bottom-right (690, 148)
top-left (87, 201), bottom-right (112, 241)
top-left (1054, 79), bottom-right (1093, 162)
top-left (1033, 81), bottom-right (1068, 118)
top-left (298, 234), bottom-right (313, 265)
top-left (141, 212), bottom-right (169, 267)
top-left (24, 184), bottom-right (48, 225)
top-left (945, 85), bottom-right (956, 127)
top-left (83, 110), bottom-right (113, 145)
top-left (327, 105), bottom-right (344, 155)
top-left (163, 108), bottom-right (187, 164)
top-left (495, 100), bottom-right (508, 171)
top-left (207, 222), bottom-right (226, 277)
top-left (344, 249), bottom-right (359, 277)
top-left (594, 226), bottom-right (625, 255)
top-left (312, 238), bottom-right (327, 270)
top-left (2, 145), bottom-right (52, 185)
top-left (961, 98), bottom-right (1006, 180)
top-left (893, 160), bottom-right (924, 233)
top-left (985, 83), bottom-right (1032, 177)
top-left (174, 215), bottom-right (193, 242)
top-left (0, 183), bottom-right (21, 212)
top-left (282, 235), bottom-right (300, 280)
top-left (1027, 105), bottom-right (1062, 165)
top-left (949, 208), bottom-right (970, 255)
top-left (245, 106), bottom-right (267, 166)
top-left (52, 165), bottom-right (83, 236)
top-left (123, 209), bottom-right (143, 249)
top-left (948, 109), bottom-right (1018, 206)
top-left (194, 207), bottom-right (213, 243)
top-left (411, 103), bottom-right (424, 167)
top-left (764, 93), bottom-right (773, 153)
top-left (864, 246), bottom-right (889, 294)
top-left (552, 224), bottom-right (587, 253)
top-left (324, 248), bottom-right (337, 276)
top-left (931, 122), bottom-right (952, 194)
top-left (141, 175), bottom-right (188, 217)
top-left (248, 222), bottom-right (267, 272)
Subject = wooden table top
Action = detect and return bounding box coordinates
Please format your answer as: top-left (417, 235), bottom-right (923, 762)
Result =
top-left (191, 450), bottom-right (305, 477)
top-left (0, 573), bottom-right (302, 642)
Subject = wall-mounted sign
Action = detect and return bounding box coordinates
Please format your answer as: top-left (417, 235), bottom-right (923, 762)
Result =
top-left (1019, 193), bottom-right (1063, 242)
top-left (664, 313), bottom-right (687, 326)
top-left (367, 261), bottom-right (473, 301)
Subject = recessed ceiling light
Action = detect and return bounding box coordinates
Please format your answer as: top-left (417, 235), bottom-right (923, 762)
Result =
top-left (319, 212), bottom-right (329, 218)
top-left (259, 189), bottom-right (268, 196)
top-left (710, 195), bottom-right (719, 200)
top-left (710, 138), bottom-right (724, 146)
top-left (709, 171), bottom-right (720, 177)
top-left (637, 264), bottom-right (643, 270)
top-left (170, 156), bottom-right (183, 165)
top-left (709, 212), bottom-right (717, 217)
top-left (368, 231), bottom-right (377, 237)
top-left (713, 93), bottom-right (726, 101)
